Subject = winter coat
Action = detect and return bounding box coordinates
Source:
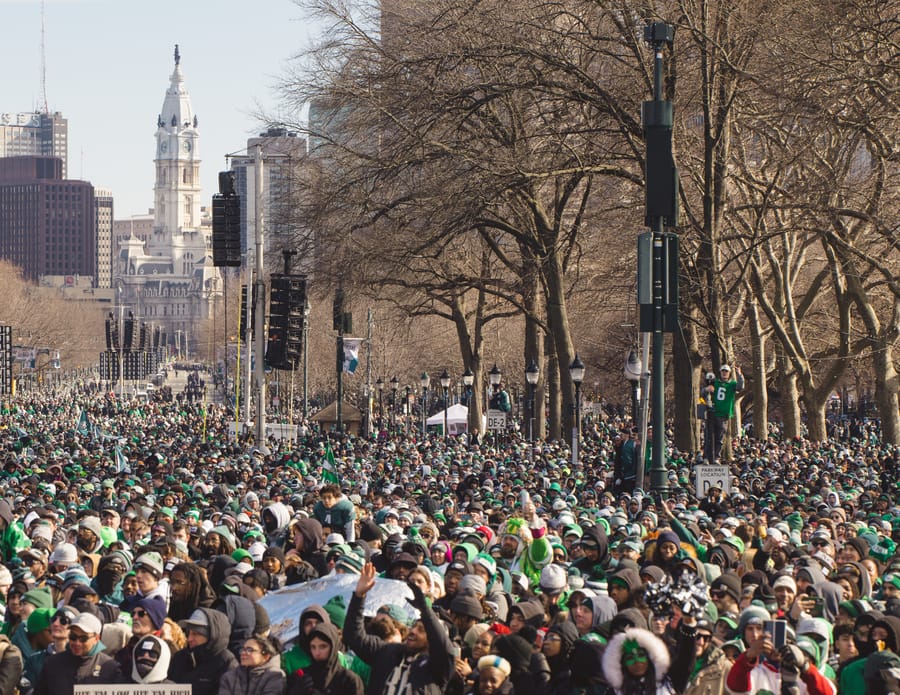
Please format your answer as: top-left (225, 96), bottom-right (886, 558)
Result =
top-left (214, 594), bottom-right (257, 659)
top-left (218, 654), bottom-right (286, 695)
top-left (344, 590), bottom-right (454, 695)
top-left (683, 647), bottom-right (731, 695)
top-left (725, 652), bottom-right (836, 695)
top-left (0, 635), bottom-right (22, 695)
top-left (168, 608), bottom-right (238, 695)
top-left (601, 628), bottom-right (675, 695)
top-left (0, 500), bottom-right (30, 563)
top-left (284, 623), bottom-right (362, 695)
top-left (33, 641), bottom-right (122, 695)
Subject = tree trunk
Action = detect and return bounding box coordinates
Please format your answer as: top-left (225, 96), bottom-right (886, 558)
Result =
top-left (801, 393), bottom-right (828, 442)
top-left (747, 297), bottom-right (768, 440)
top-left (873, 342), bottom-right (900, 445)
top-left (546, 331), bottom-right (561, 441)
top-left (543, 252), bottom-right (575, 438)
top-left (672, 305), bottom-right (701, 454)
top-left (779, 351), bottom-right (801, 440)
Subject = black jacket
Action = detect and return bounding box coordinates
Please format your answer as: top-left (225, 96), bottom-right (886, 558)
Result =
top-left (167, 608), bottom-right (238, 695)
top-left (34, 643), bottom-right (121, 695)
top-left (345, 590), bottom-right (454, 695)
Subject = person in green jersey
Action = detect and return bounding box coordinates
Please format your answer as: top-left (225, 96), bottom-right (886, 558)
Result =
top-left (706, 364), bottom-right (743, 464)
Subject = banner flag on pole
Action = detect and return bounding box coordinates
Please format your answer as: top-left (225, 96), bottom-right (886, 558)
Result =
top-left (115, 446), bottom-right (130, 473)
top-left (76, 409), bottom-right (91, 437)
top-left (342, 339), bottom-right (362, 374)
top-left (321, 444), bottom-right (340, 484)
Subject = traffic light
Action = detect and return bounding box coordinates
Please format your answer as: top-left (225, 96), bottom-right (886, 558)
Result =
top-left (212, 171), bottom-right (241, 267)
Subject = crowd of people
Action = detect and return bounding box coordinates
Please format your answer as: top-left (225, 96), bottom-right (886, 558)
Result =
top-left (0, 374), bottom-right (896, 695)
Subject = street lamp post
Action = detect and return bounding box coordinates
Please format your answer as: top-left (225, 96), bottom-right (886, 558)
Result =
top-left (375, 377), bottom-right (384, 432)
top-left (405, 385), bottom-right (412, 433)
top-left (462, 368), bottom-right (474, 405)
top-left (569, 354), bottom-right (585, 467)
top-left (440, 369), bottom-right (451, 439)
top-left (420, 372), bottom-right (430, 437)
top-left (303, 297), bottom-right (310, 419)
top-left (390, 376), bottom-right (399, 433)
top-left (624, 349), bottom-right (642, 426)
top-left (525, 358), bottom-right (539, 443)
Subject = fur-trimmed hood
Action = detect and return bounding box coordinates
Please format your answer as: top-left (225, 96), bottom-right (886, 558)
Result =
top-left (601, 627), bottom-right (671, 689)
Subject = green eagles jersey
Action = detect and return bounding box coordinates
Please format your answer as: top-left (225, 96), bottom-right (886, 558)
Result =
top-left (712, 378), bottom-right (738, 418)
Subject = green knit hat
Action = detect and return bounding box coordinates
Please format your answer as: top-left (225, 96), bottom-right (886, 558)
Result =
top-left (324, 594), bottom-right (347, 629)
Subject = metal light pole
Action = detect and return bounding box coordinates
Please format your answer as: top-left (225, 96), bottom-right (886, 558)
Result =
top-left (420, 372), bottom-right (430, 437)
top-left (302, 297), bottom-right (310, 419)
top-left (641, 22), bottom-right (679, 495)
top-left (253, 143), bottom-right (266, 445)
top-left (569, 354), bottom-right (584, 467)
top-left (526, 358), bottom-right (539, 443)
top-left (440, 369), bottom-right (451, 439)
top-left (625, 349), bottom-right (642, 426)
top-left (390, 376), bottom-right (399, 433)
top-left (376, 377), bottom-right (384, 432)
top-left (405, 385), bottom-right (412, 433)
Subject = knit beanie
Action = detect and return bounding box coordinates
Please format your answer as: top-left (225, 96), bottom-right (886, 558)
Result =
top-left (323, 594), bottom-right (347, 629)
top-left (27, 607), bottom-right (54, 635)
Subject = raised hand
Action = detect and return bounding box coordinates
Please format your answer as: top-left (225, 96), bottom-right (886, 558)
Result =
top-left (355, 562), bottom-right (377, 598)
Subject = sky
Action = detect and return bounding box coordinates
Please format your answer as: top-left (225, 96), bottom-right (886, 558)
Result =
top-left (0, 0), bottom-right (320, 217)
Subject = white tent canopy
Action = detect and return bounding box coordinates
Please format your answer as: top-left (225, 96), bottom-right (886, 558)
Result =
top-left (426, 403), bottom-right (470, 434)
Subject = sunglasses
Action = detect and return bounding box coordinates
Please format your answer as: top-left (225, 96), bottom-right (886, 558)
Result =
top-left (710, 590), bottom-right (727, 599)
top-left (133, 609), bottom-right (148, 618)
top-left (51, 612), bottom-right (71, 625)
top-left (69, 633), bottom-right (93, 643)
top-left (696, 633), bottom-right (712, 642)
top-left (811, 539), bottom-right (830, 546)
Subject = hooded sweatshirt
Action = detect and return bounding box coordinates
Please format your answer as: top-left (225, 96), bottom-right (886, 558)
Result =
top-left (0, 500), bottom-right (30, 562)
top-left (168, 608), bottom-right (238, 695)
top-left (286, 623), bottom-right (363, 695)
top-left (130, 635), bottom-right (173, 684)
top-left (218, 645), bottom-right (285, 695)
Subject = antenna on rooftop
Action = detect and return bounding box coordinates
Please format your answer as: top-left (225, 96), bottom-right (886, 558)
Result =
top-left (39, 0), bottom-right (48, 114)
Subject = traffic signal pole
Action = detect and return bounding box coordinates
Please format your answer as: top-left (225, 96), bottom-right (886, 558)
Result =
top-left (254, 144), bottom-right (267, 445)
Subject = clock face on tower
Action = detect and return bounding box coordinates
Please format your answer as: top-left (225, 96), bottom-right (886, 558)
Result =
top-left (160, 141), bottom-right (168, 153)
top-left (183, 141), bottom-right (192, 153)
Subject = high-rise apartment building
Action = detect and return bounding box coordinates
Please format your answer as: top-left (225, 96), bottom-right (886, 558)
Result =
top-left (0, 156), bottom-right (94, 281)
top-left (95, 189), bottom-right (114, 289)
top-left (0, 112), bottom-right (68, 177)
top-left (229, 128), bottom-right (307, 264)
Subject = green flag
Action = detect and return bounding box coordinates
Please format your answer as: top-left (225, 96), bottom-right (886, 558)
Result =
top-left (76, 409), bottom-right (91, 437)
top-left (321, 445), bottom-right (340, 484)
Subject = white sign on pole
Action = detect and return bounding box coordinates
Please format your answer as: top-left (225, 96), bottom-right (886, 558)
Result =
top-left (486, 409), bottom-right (507, 431)
top-left (694, 465), bottom-right (731, 495)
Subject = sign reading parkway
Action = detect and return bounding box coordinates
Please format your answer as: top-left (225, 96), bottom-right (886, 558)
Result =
top-left (694, 465), bottom-right (731, 495)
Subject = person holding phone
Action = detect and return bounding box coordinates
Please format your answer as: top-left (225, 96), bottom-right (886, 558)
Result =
top-left (726, 611), bottom-right (836, 695)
